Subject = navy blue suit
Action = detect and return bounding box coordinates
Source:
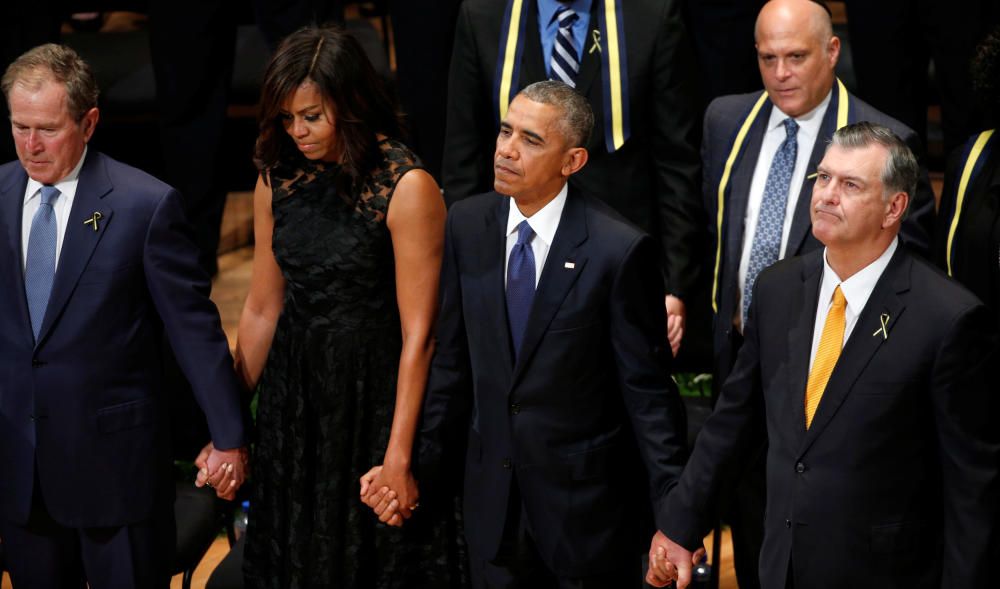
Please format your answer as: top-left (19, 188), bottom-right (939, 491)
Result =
top-left (0, 151), bottom-right (244, 582)
top-left (420, 188), bottom-right (686, 579)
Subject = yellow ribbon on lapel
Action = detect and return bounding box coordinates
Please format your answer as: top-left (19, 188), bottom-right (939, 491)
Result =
top-left (945, 129), bottom-right (995, 276)
top-left (497, 0), bottom-right (526, 121)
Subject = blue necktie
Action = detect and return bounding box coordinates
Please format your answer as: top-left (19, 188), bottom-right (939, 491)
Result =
top-left (506, 221), bottom-right (536, 358)
top-left (550, 6), bottom-right (580, 87)
top-left (25, 185), bottom-right (60, 340)
top-left (742, 118), bottom-right (798, 326)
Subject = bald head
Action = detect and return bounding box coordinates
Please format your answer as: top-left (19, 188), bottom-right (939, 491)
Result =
top-left (754, 0), bottom-right (840, 117)
top-left (755, 0), bottom-right (833, 45)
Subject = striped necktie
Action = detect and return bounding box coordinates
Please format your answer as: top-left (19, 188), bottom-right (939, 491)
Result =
top-left (550, 6), bottom-right (580, 87)
top-left (25, 185), bottom-right (61, 340)
top-left (805, 286), bottom-right (846, 429)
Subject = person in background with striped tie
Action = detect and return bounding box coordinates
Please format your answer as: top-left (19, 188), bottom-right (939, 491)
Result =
top-left (649, 122), bottom-right (1000, 589)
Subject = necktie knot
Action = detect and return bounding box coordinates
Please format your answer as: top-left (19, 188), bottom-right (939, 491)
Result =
top-left (515, 221), bottom-right (535, 246)
top-left (555, 6), bottom-right (578, 28)
top-left (782, 117), bottom-right (799, 138)
top-left (40, 185), bottom-right (60, 207)
top-left (831, 285), bottom-right (846, 309)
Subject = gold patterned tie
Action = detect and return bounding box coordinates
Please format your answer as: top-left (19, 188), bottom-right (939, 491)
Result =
top-left (805, 286), bottom-right (846, 429)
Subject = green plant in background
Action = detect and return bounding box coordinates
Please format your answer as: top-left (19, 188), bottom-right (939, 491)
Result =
top-left (675, 372), bottom-right (713, 398)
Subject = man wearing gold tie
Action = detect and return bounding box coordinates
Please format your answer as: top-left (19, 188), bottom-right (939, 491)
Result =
top-left (645, 122), bottom-right (1000, 589)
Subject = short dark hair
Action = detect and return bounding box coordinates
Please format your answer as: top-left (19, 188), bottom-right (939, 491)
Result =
top-left (829, 122), bottom-right (919, 207)
top-left (517, 81), bottom-right (594, 148)
top-left (2, 43), bottom-right (99, 121)
top-left (255, 26), bottom-right (403, 188)
top-left (972, 25), bottom-right (1000, 118)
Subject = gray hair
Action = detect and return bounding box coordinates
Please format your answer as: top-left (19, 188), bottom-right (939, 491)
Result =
top-left (829, 121), bottom-right (919, 205)
top-left (517, 80), bottom-right (594, 148)
top-left (2, 44), bottom-right (99, 121)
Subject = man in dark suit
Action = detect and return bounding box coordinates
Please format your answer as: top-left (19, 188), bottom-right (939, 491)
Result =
top-left (416, 81), bottom-right (687, 587)
top-left (703, 1), bottom-right (937, 584)
top-left (443, 0), bottom-right (703, 357)
top-left (647, 122), bottom-right (1000, 589)
top-left (0, 44), bottom-right (247, 587)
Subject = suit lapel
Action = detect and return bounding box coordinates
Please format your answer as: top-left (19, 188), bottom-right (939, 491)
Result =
top-left (725, 102), bottom-right (772, 276)
top-left (785, 252), bottom-right (822, 448)
top-left (574, 11), bottom-right (601, 100)
top-left (799, 247), bottom-right (910, 454)
top-left (511, 189), bottom-right (588, 386)
top-left (36, 152), bottom-right (114, 347)
top-left (785, 90), bottom-right (840, 256)
top-left (520, 2), bottom-right (547, 89)
top-left (481, 196), bottom-right (515, 374)
top-left (0, 166), bottom-right (32, 342)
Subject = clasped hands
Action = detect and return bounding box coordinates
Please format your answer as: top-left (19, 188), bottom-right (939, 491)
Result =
top-left (194, 442), bottom-right (250, 501)
top-left (359, 461), bottom-right (419, 527)
top-left (646, 530), bottom-right (706, 588)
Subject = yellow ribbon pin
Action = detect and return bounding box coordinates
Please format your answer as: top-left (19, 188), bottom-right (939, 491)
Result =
top-left (589, 29), bottom-right (601, 54)
top-left (84, 211), bottom-right (102, 232)
top-left (872, 313), bottom-right (889, 340)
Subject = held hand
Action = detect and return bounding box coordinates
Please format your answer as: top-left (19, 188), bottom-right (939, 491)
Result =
top-left (359, 463), bottom-right (418, 527)
top-left (647, 530), bottom-right (704, 588)
top-left (665, 295), bottom-right (686, 357)
top-left (194, 442), bottom-right (249, 501)
top-left (360, 468), bottom-right (404, 527)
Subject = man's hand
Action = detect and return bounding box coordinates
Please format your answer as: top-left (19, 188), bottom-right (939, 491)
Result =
top-left (665, 295), bottom-right (686, 357)
top-left (194, 442), bottom-right (249, 501)
top-left (647, 530), bottom-right (705, 588)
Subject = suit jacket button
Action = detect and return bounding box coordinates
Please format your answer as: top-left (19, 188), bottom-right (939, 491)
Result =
top-left (795, 462), bottom-right (806, 473)
top-left (785, 519), bottom-right (792, 528)
top-left (509, 403), bottom-right (520, 415)
top-left (502, 458), bottom-right (511, 470)
top-left (31, 359), bottom-right (46, 367)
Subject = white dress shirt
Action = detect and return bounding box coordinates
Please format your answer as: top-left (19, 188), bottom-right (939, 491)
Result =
top-left (808, 237), bottom-right (898, 372)
top-left (21, 147), bottom-right (88, 273)
top-left (504, 183), bottom-right (568, 287)
top-left (737, 91), bottom-right (832, 320)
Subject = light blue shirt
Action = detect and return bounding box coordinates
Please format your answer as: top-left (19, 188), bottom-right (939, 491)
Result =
top-left (538, 0), bottom-right (592, 78)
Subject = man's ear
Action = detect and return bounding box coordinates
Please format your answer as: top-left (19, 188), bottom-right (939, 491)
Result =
top-left (561, 147), bottom-right (588, 177)
top-left (80, 107), bottom-right (99, 142)
top-left (883, 190), bottom-right (909, 228)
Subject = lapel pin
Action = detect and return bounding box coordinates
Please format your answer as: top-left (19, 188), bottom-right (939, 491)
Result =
top-left (564, 261), bottom-right (576, 269)
top-left (589, 30), bottom-right (602, 54)
top-left (84, 211), bottom-right (103, 232)
top-left (872, 313), bottom-right (890, 340)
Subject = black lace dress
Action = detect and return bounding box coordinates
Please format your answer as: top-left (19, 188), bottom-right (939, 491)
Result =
top-left (244, 139), bottom-right (467, 589)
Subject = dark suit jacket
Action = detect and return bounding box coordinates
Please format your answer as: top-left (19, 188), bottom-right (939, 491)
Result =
top-left (0, 151), bottom-right (245, 527)
top-left (661, 246), bottom-right (1000, 588)
top-left (442, 0), bottom-right (703, 300)
top-left (704, 89), bottom-right (937, 383)
top-left (420, 188), bottom-right (687, 577)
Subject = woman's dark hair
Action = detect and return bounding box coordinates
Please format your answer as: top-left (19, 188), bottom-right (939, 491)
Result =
top-left (255, 26), bottom-right (403, 188)
top-left (972, 25), bottom-right (1000, 120)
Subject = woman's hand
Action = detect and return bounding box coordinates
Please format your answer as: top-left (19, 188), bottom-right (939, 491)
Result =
top-left (359, 463), bottom-right (419, 527)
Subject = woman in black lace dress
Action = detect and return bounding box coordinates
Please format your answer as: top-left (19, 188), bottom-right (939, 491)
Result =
top-left (233, 26), bottom-right (466, 588)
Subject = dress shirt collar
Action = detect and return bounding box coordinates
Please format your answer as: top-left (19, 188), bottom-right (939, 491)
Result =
top-left (24, 146), bottom-right (87, 205)
top-left (538, 0), bottom-right (592, 26)
top-left (819, 236), bottom-right (898, 319)
top-left (506, 182), bottom-right (569, 248)
top-left (767, 89), bottom-right (832, 135)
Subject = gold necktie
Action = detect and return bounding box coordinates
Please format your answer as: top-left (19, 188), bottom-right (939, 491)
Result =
top-left (805, 286), bottom-right (846, 429)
